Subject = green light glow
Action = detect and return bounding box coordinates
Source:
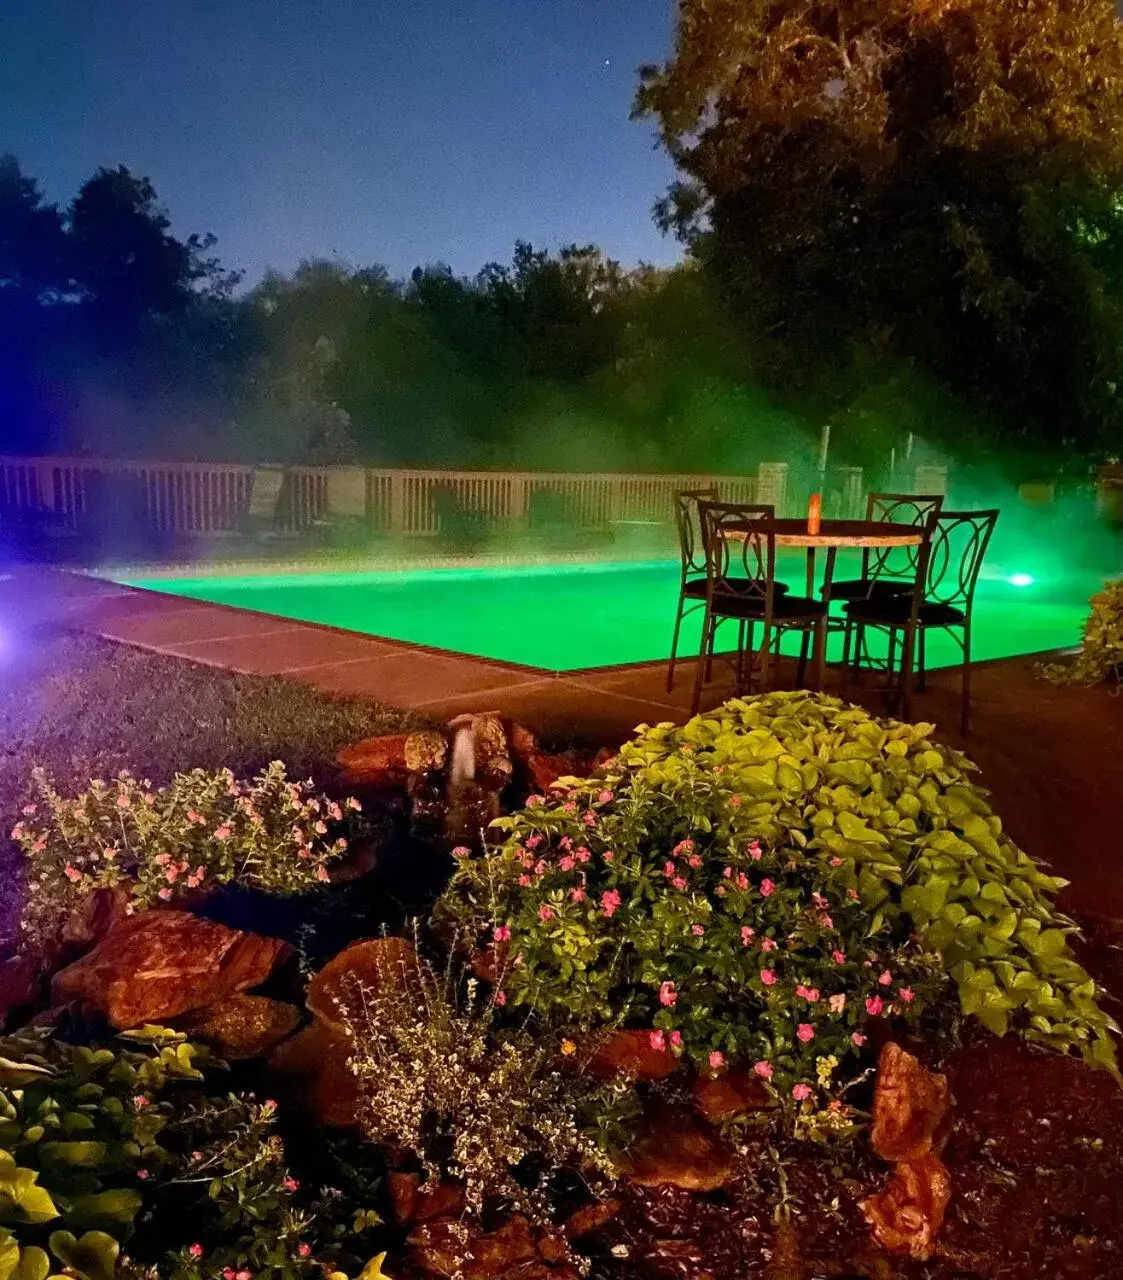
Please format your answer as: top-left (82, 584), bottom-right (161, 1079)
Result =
top-left (1008, 573), bottom-right (1035, 588)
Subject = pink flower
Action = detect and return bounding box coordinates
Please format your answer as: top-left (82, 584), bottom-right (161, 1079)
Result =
top-left (20, 804), bottom-right (36, 817)
top-left (576, 847), bottom-right (591, 863)
top-left (563, 801), bottom-right (577, 813)
top-left (518, 875), bottom-right (532, 887)
top-left (31, 838), bottom-right (46, 855)
top-left (213, 825), bottom-right (232, 841)
top-left (749, 841), bottom-right (763, 860)
top-left (723, 866), bottom-right (733, 879)
top-left (688, 855), bottom-right (702, 868)
top-left (559, 855), bottom-right (575, 871)
top-left (538, 905), bottom-right (554, 921)
top-left (236, 1272), bottom-right (252, 1280)
top-left (601, 889), bottom-right (622, 917)
top-left (729, 795), bottom-right (742, 808)
top-left (583, 811), bottom-right (597, 828)
top-left (602, 851), bottom-right (614, 862)
top-left (154, 853), bottom-right (171, 865)
top-left (812, 893), bottom-right (828, 909)
top-left (761, 938), bottom-right (777, 953)
top-left (525, 795), bottom-right (544, 807)
top-left (137, 1169), bottom-right (149, 1180)
top-left (495, 990), bottom-right (507, 1007)
top-left (829, 994), bottom-right (846, 1014)
top-left (848, 888), bottom-right (860, 900)
top-left (829, 856), bottom-right (843, 867)
top-left (525, 834), bottom-right (543, 850)
top-left (117, 794), bottom-right (132, 810)
top-left (736, 873), bottom-right (749, 890)
top-left (663, 860), bottom-right (676, 878)
top-left (672, 876), bottom-right (687, 890)
top-left (134, 1095), bottom-right (149, 1109)
top-left (709, 1051), bottom-right (725, 1070)
top-left (314, 820), bottom-right (328, 835)
top-left (673, 839), bottom-right (695, 855)
top-left (534, 859), bottom-right (547, 876)
top-left (158, 887), bottom-right (172, 901)
top-left (493, 925), bottom-right (511, 942)
top-left (298, 1244), bottom-right (312, 1258)
top-left (452, 845), bottom-right (471, 858)
top-left (63, 864), bottom-right (82, 884)
top-left (669, 1030), bottom-right (683, 1048)
top-left (570, 887), bottom-right (585, 903)
top-left (851, 1032), bottom-right (867, 1047)
top-left (283, 1176), bottom-right (299, 1191)
top-left (597, 790), bottom-right (613, 804)
top-left (878, 970), bottom-right (893, 987)
top-left (760, 879), bottom-right (776, 897)
top-left (316, 865), bottom-right (330, 883)
top-left (819, 914), bottom-right (834, 929)
top-left (649, 1030), bottom-right (666, 1052)
top-left (831, 950), bottom-right (846, 964)
top-left (753, 1060), bottom-right (774, 1080)
top-left (792, 1083), bottom-right (813, 1102)
top-left (189, 1243), bottom-right (204, 1258)
top-left (898, 987), bottom-right (915, 1003)
top-left (741, 926), bottom-right (755, 945)
top-left (659, 981), bottom-right (678, 1008)
top-left (760, 969), bottom-right (777, 986)
top-left (795, 985), bottom-right (819, 1003)
top-left (263, 1100), bottom-right (278, 1111)
top-left (691, 924), bottom-right (705, 937)
top-left (797, 1023), bottom-right (815, 1043)
top-left (865, 996), bottom-right (885, 1016)
top-left (165, 865), bottom-right (179, 883)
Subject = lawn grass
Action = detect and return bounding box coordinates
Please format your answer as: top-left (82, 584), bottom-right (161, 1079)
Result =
top-left (0, 630), bottom-right (427, 948)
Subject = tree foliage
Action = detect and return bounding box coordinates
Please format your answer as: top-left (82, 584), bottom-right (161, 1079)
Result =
top-left (636, 0), bottom-right (1123, 463)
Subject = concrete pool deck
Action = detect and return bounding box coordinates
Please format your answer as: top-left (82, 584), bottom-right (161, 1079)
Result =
top-left (6, 566), bottom-right (1122, 921)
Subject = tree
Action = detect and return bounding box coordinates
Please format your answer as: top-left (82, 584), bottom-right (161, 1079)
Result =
top-left (636, 0), bottom-right (1123, 468)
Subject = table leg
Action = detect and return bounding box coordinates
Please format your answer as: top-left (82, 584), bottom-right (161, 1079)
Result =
top-left (812, 546), bottom-right (838, 691)
top-left (804, 547), bottom-right (816, 597)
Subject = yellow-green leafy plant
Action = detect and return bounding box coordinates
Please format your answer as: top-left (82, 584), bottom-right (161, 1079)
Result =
top-left (11, 763), bottom-right (359, 946)
top-left (441, 692), bottom-right (1118, 1092)
top-left (1039, 578), bottom-right (1123, 687)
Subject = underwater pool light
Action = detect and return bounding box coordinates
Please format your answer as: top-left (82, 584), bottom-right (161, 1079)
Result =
top-left (1007, 573), bottom-right (1035, 588)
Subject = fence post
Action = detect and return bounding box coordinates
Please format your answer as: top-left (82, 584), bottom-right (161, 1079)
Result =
top-left (757, 462), bottom-right (789, 514)
top-left (326, 467), bottom-right (367, 519)
top-left (389, 472), bottom-right (407, 534)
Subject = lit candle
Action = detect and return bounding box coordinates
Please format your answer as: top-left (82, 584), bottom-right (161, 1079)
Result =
top-left (807, 491), bottom-right (822, 536)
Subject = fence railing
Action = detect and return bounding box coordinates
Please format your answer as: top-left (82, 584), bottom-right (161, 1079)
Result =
top-left (0, 456), bottom-right (948, 539)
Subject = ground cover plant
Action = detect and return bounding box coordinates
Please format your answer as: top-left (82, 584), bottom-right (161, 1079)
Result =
top-left (441, 691), bottom-right (1118, 1107)
top-left (1040, 578), bottom-right (1123, 687)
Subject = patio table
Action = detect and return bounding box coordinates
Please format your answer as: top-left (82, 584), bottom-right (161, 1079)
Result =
top-left (723, 518), bottom-right (924, 688)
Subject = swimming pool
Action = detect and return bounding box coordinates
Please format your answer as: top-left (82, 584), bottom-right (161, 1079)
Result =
top-left (119, 556), bottom-right (1093, 673)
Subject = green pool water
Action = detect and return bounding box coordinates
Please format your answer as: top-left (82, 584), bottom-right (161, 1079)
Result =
top-left (121, 556), bottom-right (1093, 673)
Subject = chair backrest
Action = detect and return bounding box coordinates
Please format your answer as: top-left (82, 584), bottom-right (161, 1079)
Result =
top-left (696, 500), bottom-right (779, 610)
top-left (865, 492), bottom-right (945, 583)
top-left (918, 509), bottom-right (1000, 612)
top-left (672, 487), bottom-right (719, 580)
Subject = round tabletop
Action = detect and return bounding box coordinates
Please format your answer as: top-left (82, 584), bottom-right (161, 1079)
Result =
top-left (726, 518), bottom-right (923, 549)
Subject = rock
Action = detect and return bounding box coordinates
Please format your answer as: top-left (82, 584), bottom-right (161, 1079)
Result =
top-left (390, 1173), bottom-right (465, 1227)
top-left (173, 993), bottom-right (301, 1059)
top-left (524, 751), bottom-right (583, 793)
top-left (306, 936), bottom-right (420, 1032)
top-left (622, 1103), bottom-right (733, 1192)
top-left (860, 1153), bottom-right (951, 1261)
top-left (582, 1029), bottom-right (681, 1082)
top-left (51, 911), bottom-right (290, 1029)
top-left (0, 954), bottom-right (41, 1028)
top-left (693, 1066), bottom-right (775, 1122)
top-left (269, 1018), bottom-right (361, 1130)
top-left (507, 722), bottom-right (539, 761)
top-left (409, 1214), bottom-right (536, 1279)
top-left (869, 1042), bottom-right (950, 1162)
top-left (61, 886), bottom-right (132, 955)
top-left (564, 1199), bottom-right (621, 1239)
top-left (405, 730), bottom-right (449, 775)
top-left (336, 733), bottom-right (411, 787)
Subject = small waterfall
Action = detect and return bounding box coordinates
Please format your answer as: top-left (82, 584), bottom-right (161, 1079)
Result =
top-left (449, 721), bottom-right (476, 788)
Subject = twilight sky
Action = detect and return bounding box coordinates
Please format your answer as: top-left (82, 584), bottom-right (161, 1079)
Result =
top-left (0, 0), bottom-right (680, 285)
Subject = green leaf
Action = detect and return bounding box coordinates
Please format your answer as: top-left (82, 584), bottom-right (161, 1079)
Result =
top-left (48, 1231), bottom-right (119, 1280)
top-left (65, 1191), bottom-right (143, 1231)
top-left (38, 1144), bottom-right (107, 1170)
top-left (14, 1249), bottom-right (49, 1280)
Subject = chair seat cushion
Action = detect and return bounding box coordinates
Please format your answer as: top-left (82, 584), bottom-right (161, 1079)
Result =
top-left (843, 597), bottom-right (966, 627)
top-left (685, 576), bottom-right (790, 599)
top-left (827, 577), bottom-right (913, 601)
top-left (711, 592), bottom-right (826, 622)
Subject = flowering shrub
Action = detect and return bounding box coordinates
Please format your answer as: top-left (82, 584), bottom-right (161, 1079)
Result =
top-left (440, 692), bottom-right (1118, 1101)
top-left (337, 944), bottom-right (623, 1222)
top-left (1039, 578), bottom-right (1123, 687)
top-left (12, 762), bottom-right (358, 942)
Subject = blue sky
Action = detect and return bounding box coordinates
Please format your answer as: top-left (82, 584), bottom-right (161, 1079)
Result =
top-left (0, 0), bottom-right (681, 283)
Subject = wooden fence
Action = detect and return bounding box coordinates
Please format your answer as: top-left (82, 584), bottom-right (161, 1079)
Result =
top-left (0, 455), bottom-right (948, 539)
